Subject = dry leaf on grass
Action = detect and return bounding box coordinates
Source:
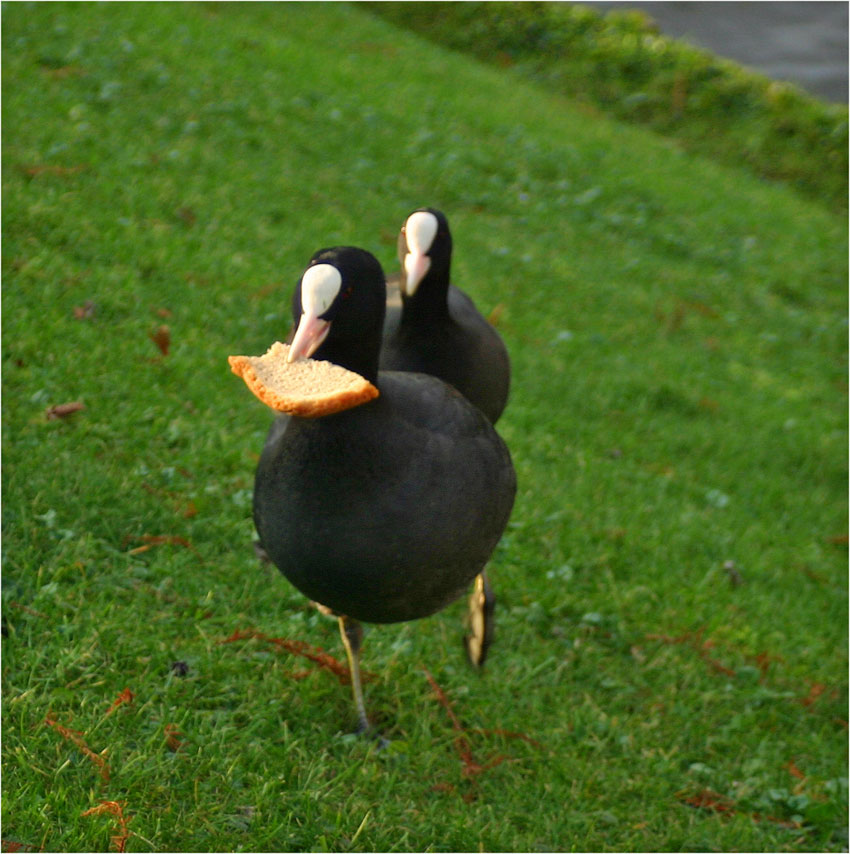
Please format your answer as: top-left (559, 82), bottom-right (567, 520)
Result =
top-left (149, 324), bottom-right (170, 356)
top-left (73, 300), bottom-right (96, 319)
top-left (104, 688), bottom-right (134, 717)
top-left (45, 401), bottom-right (85, 420)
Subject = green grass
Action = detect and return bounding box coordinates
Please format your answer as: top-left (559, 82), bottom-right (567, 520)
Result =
top-left (2, 2), bottom-right (847, 852)
top-left (365, 1), bottom-right (849, 210)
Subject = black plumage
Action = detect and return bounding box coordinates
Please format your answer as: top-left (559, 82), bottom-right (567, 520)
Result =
top-left (380, 209), bottom-right (512, 666)
top-left (380, 208), bottom-right (511, 424)
top-left (251, 246), bottom-right (516, 729)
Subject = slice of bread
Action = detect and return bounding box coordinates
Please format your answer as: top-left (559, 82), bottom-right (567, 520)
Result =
top-left (228, 341), bottom-right (379, 417)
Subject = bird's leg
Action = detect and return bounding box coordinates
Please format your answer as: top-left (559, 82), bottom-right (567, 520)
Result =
top-left (464, 570), bottom-right (496, 668)
top-left (338, 615), bottom-right (370, 733)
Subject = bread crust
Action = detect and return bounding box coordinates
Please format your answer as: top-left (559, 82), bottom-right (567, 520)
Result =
top-left (228, 341), bottom-right (379, 417)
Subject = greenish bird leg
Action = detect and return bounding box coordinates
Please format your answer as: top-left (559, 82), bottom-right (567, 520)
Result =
top-left (338, 615), bottom-right (370, 733)
top-left (465, 570), bottom-right (496, 667)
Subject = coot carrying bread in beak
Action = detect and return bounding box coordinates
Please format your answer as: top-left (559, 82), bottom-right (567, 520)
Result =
top-left (250, 247), bottom-right (516, 734)
top-left (380, 208), bottom-right (511, 666)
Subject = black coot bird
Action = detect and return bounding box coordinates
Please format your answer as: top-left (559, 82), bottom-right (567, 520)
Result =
top-left (380, 208), bottom-right (511, 665)
top-left (381, 208), bottom-right (510, 424)
top-left (252, 246), bottom-right (516, 732)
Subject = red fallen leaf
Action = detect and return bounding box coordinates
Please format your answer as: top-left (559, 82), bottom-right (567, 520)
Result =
top-left (753, 650), bottom-right (781, 676)
top-left (45, 401), bottom-right (85, 420)
top-left (45, 717), bottom-right (109, 781)
top-left (105, 688), bottom-right (134, 717)
top-left (679, 788), bottom-right (736, 814)
top-left (679, 789), bottom-right (800, 829)
top-left (44, 64), bottom-right (86, 79)
top-left (704, 657), bottom-right (736, 677)
top-left (1, 842), bottom-right (40, 853)
top-left (22, 164), bottom-right (86, 178)
top-left (153, 307), bottom-right (173, 318)
top-left (798, 682), bottom-right (827, 707)
top-left (73, 300), bottom-right (96, 319)
top-left (827, 533), bottom-right (848, 546)
top-left (140, 482), bottom-right (197, 519)
top-left (288, 669), bottom-right (312, 680)
top-left (149, 324), bottom-right (170, 356)
top-left (647, 629), bottom-right (737, 678)
top-left (164, 723), bottom-right (183, 752)
top-left (250, 281), bottom-right (284, 300)
top-left (81, 801), bottom-right (130, 853)
top-left (184, 272), bottom-right (210, 287)
top-left (785, 760), bottom-right (806, 780)
top-left (646, 630), bottom-right (699, 645)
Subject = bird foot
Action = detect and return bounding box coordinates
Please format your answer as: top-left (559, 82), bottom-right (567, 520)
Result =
top-left (351, 718), bottom-right (390, 750)
top-left (465, 571), bottom-right (496, 668)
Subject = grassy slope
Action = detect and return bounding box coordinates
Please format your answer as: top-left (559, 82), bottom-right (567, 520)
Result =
top-left (2, 3), bottom-right (846, 852)
top-left (366, 1), bottom-right (849, 210)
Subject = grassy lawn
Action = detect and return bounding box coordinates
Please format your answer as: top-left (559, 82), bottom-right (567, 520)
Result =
top-left (366, 1), bottom-right (849, 210)
top-left (2, 3), bottom-right (846, 852)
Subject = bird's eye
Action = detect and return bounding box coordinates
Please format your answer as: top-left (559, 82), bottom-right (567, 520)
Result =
top-left (341, 285), bottom-right (353, 300)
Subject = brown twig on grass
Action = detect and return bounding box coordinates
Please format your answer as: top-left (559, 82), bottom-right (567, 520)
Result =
top-left (677, 788), bottom-right (801, 830)
top-left (423, 667), bottom-right (496, 779)
top-left (81, 801), bottom-right (130, 853)
top-left (44, 717), bottom-right (109, 781)
top-left (218, 628), bottom-right (360, 683)
top-left (646, 628), bottom-right (736, 677)
top-left (8, 601), bottom-right (48, 619)
top-left (125, 534), bottom-right (195, 555)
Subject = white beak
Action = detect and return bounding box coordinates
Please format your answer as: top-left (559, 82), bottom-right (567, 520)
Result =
top-left (403, 251), bottom-right (431, 296)
top-left (287, 312), bottom-right (330, 361)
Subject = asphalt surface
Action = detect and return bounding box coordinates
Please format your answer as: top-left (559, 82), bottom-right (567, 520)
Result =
top-left (583, 1), bottom-right (848, 103)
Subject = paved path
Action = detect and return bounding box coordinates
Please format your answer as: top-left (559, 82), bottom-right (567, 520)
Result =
top-left (583, 1), bottom-right (848, 103)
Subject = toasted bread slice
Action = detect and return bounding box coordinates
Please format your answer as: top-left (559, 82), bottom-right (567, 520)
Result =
top-left (228, 341), bottom-right (379, 417)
